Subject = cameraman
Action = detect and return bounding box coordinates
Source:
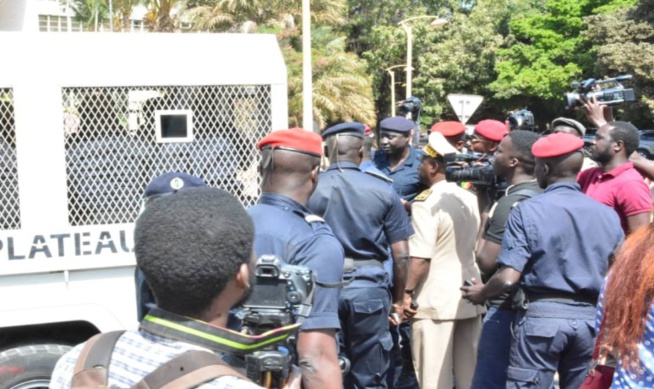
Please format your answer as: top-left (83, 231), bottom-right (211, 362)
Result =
top-left (470, 130), bottom-right (542, 389)
top-left (467, 120), bottom-right (509, 231)
top-left (51, 187), bottom-right (280, 388)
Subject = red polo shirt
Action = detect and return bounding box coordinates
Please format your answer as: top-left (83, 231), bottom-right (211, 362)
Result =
top-left (578, 162), bottom-right (652, 233)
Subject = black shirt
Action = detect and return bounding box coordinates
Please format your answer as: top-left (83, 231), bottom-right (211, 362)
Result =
top-left (483, 180), bottom-right (542, 309)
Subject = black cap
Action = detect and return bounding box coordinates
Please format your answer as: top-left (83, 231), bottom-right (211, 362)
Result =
top-left (321, 122), bottom-right (366, 140)
top-left (144, 172), bottom-right (207, 200)
top-left (379, 116), bottom-right (415, 134)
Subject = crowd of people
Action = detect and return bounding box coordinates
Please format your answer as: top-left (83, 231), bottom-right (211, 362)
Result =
top-left (49, 95), bottom-right (654, 389)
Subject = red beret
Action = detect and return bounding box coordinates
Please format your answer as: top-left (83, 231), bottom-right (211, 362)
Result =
top-left (430, 121), bottom-right (466, 137)
top-left (531, 132), bottom-right (584, 159)
top-left (257, 128), bottom-right (323, 157)
top-left (363, 124), bottom-right (373, 137)
top-left (474, 120), bottom-right (509, 142)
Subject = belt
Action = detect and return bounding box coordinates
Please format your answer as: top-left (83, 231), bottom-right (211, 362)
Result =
top-left (527, 292), bottom-right (597, 305)
top-left (343, 257), bottom-right (384, 273)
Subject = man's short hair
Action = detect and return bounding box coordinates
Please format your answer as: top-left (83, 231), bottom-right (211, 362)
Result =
top-left (608, 121), bottom-right (640, 156)
top-left (508, 130), bottom-right (541, 173)
top-left (135, 187), bottom-right (254, 318)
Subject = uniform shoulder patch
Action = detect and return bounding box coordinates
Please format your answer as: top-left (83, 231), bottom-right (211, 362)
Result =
top-left (304, 214), bottom-right (325, 223)
top-left (413, 189), bottom-right (432, 202)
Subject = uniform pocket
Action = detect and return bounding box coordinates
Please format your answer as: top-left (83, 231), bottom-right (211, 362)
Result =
top-left (353, 299), bottom-right (384, 315)
top-left (524, 321), bottom-right (558, 338)
top-left (506, 366), bottom-right (540, 387)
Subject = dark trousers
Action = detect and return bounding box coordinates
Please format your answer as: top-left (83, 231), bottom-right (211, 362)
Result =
top-left (506, 301), bottom-right (596, 388)
top-left (339, 286), bottom-right (393, 389)
top-left (471, 306), bottom-right (516, 389)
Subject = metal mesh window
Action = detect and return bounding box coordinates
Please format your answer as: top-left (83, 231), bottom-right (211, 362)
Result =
top-left (63, 85), bottom-right (271, 226)
top-left (0, 88), bottom-right (21, 230)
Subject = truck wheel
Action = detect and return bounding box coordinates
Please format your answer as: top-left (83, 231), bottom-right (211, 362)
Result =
top-left (0, 344), bottom-right (71, 389)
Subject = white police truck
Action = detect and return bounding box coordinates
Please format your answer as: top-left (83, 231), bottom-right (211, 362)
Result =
top-left (0, 32), bottom-right (287, 388)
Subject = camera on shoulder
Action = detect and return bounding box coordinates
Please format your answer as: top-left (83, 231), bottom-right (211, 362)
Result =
top-left (564, 74), bottom-right (635, 110)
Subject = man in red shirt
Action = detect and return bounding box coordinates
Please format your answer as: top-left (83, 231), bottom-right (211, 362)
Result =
top-left (578, 120), bottom-right (652, 234)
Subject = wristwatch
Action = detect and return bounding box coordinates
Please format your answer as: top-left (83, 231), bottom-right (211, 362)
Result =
top-left (404, 289), bottom-right (414, 295)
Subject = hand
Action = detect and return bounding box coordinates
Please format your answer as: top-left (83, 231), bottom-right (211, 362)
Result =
top-left (630, 150), bottom-right (644, 163)
top-left (579, 94), bottom-right (613, 128)
top-left (402, 293), bottom-right (418, 320)
top-left (283, 365), bottom-right (302, 389)
top-left (460, 278), bottom-right (486, 305)
top-left (389, 302), bottom-right (404, 326)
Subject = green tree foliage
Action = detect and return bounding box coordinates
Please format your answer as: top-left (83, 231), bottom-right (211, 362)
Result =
top-left (488, 0), bottom-right (638, 125)
top-left (67, 0), bottom-right (110, 30)
top-left (585, 0), bottom-right (654, 128)
top-left (415, 0), bottom-right (510, 124)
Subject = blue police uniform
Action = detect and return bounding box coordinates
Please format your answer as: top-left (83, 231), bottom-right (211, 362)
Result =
top-left (308, 159), bottom-right (413, 389)
top-left (248, 193), bottom-right (344, 331)
top-left (497, 182), bottom-right (624, 388)
top-left (372, 147), bottom-right (425, 201)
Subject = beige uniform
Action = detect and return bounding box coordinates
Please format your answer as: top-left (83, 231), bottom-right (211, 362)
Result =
top-left (409, 180), bottom-right (485, 389)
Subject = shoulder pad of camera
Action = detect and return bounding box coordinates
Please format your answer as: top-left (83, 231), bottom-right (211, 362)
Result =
top-left (304, 214), bottom-right (325, 223)
top-left (413, 189), bottom-right (431, 202)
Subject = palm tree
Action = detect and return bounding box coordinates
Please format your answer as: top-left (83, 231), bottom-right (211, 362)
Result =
top-left (65, 0), bottom-right (109, 31)
top-left (184, 0), bottom-right (375, 128)
top-left (287, 27), bottom-right (376, 128)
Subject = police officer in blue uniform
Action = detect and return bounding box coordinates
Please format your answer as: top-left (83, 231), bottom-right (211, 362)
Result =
top-left (307, 122), bottom-right (413, 389)
top-left (373, 116), bottom-right (427, 206)
top-left (248, 128), bottom-right (344, 389)
top-left (135, 172), bottom-right (207, 322)
top-left (373, 116), bottom-right (423, 388)
top-left (462, 132), bottom-right (624, 388)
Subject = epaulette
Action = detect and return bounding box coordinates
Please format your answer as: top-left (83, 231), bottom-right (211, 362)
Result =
top-left (305, 214), bottom-right (325, 223)
top-left (365, 170), bottom-right (393, 183)
top-left (413, 189), bottom-right (432, 202)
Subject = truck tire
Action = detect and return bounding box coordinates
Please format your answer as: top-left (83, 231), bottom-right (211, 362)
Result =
top-left (0, 344), bottom-right (71, 389)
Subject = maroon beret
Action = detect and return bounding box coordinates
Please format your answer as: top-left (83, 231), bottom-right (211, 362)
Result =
top-left (474, 120), bottom-right (509, 142)
top-left (257, 128), bottom-right (323, 157)
top-left (531, 132), bottom-right (584, 158)
top-left (430, 121), bottom-right (466, 137)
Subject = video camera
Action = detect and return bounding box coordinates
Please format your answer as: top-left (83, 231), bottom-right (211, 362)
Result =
top-left (564, 74), bottom-right (636, 110)
top-left (506, 109), bottom-right (538, 132)
top-left (241, 255), bottom-right (316, 388)
top-left (398, 96), bottom-right (423, 121)
top-left (444, 153), bottom-right (496, 188)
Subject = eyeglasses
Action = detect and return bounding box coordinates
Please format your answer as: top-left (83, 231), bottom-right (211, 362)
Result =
top-left (469, 136), bottom-right (487, 144)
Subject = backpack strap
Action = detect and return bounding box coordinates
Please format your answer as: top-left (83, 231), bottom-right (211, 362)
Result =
top-left (509, 188), bottom-right (540, 199)
top-left (72, 330), bottom-right (125, 388)
top-left (131, 350), bottom-right (248, 389)
top-left (508, 188), bottom-right (540, 209)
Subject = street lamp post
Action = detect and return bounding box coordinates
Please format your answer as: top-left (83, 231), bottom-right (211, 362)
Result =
top-left (302, 0), bottom-right (313, 132)
top-left (385, 64), bottom-right (408, 116)
top-left (398, 15), bottom-right (448, 99)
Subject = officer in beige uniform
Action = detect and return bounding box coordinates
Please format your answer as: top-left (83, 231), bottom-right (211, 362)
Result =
top-left (403, 132), bottom-right (485, 389)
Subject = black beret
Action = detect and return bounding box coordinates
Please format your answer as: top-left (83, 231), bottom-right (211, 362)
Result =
top-left (380, 116), bottom-right (415, 134)
top-left (322, 122), bottom-right (366, 140)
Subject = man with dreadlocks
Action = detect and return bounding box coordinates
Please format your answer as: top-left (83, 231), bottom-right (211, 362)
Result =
top-left (248, 128), bottom-right (344, 389)
top-left (307, 122), bottom-right (413, 389)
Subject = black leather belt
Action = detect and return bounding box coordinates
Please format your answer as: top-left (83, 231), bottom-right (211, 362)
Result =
top-left (527, 292), bottom-right (597, 305)
top-left (343, 257), bottom-right (384, 273)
